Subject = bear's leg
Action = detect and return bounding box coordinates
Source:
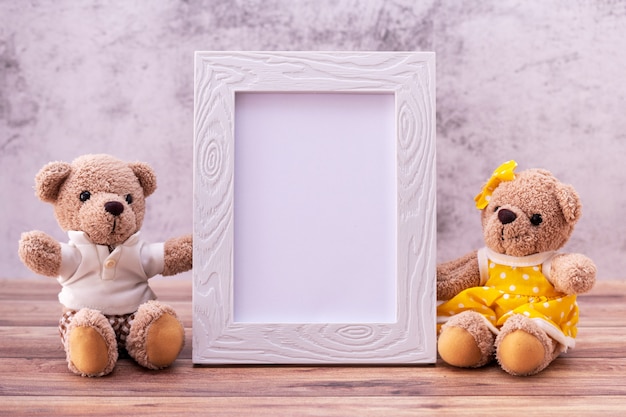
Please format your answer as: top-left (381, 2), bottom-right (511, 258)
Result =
top-left (495, 314), bottom-right (561, 376)
top-left (60, 309), bottom-right (118, 377)
top-left (438, 310), bottom-right (495, 368)
top-left (125, 301), bottom-right (185, 369)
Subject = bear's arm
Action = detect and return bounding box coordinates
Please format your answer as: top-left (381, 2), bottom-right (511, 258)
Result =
top-left (162, 234), bottom-right (193, 276)
top-left (18, 230), bottom-right (62, 277)
top-left (18, 231), bottom-right (82, 279)
top-left (549, 253), bottom-right (596, 295)
top-left (437, 250), bottom-right (481, 300)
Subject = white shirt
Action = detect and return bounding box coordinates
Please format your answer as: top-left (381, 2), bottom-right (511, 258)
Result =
top-left (58, 231), bottom-right (165, 315)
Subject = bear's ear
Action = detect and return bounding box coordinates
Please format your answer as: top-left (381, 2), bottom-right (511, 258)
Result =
top-left (129, 161), bottom-right (157, 197)
top-left (556, 183), bottom-right (582, 225)
top-left (35, 161), bottom-right (72, 203)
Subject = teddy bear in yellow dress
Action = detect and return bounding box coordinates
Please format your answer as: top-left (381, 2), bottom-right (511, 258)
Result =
top-left (437, 161), bottom-right (596, 376)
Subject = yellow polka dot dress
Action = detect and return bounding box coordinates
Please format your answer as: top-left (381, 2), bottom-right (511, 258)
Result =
top-left (437, 248), bottom-right (578, 350)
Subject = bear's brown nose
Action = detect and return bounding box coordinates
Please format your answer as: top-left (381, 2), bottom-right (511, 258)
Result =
top-left (104, 201), bottom-right (124, 216)
top-left (498, 208), bottom-right (517, 224)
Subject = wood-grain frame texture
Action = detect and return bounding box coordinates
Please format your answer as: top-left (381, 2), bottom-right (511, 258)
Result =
top-left (193, 51), bottom-right (436, 364)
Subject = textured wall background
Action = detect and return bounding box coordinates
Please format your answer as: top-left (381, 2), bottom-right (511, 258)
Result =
top-left (2, 0), bottom-right (625, 280)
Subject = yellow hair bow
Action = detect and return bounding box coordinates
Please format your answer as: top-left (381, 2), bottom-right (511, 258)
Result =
top-left (474, 160), bottom-right (518, 210)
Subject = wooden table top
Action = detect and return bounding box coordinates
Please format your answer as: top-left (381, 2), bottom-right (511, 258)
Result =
top-left (1, 277), bottom-right (625, 416)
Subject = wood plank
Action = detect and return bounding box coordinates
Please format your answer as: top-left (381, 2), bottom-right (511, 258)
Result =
top-left (1, 278), bottom-right (625, 416)
top-left (0, 278), bottom-right (193, 326)
top-left (1, 357), bottom-right (625, 397)
top-left (0, 300), bottom-right (193, 327)
top-left (2, 325), bottom-right (623, 360)
top-left (2, 395), bottom-right (626, 417)
top-left (0, 326), bottom-right (193, 359)
top-left (1, 283), bottom-right (619, 327)
top-left (569, 327), bottom-right (626, 358)
top-left (2, 277), bottom-right (619, 300)
top-left (0, 278), bottom-right (192, 301)
top-left (577, 279), bottom-right (626, 296)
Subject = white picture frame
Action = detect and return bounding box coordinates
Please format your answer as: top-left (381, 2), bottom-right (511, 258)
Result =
top-left (193, 51), bottom-right (436, 364)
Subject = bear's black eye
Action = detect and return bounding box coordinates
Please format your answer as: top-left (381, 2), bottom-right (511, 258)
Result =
top-left (530, 213), bottom-right (543, 226)
top-left (125, 194), bottom-right (133, 204)
top-left (494, 206), bottom-right (500, 212)
top-left (79, 191), bottom-right (91, 202)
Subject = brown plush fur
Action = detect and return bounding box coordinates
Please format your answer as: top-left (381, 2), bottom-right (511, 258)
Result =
top-left (436, 251), bottom-right (480, 301)
top-left (438, 311), bottom-right (495, 368)
top-left (18, 154), bottom-right (192, 377)
top-left (38, 155), bottom-right (152, 249)
top-left (495, 314), bottom-right (561, 376)
top-left (163, 235), bottom-right (193, 276)
top-left (18, 230), bottom-right (62, 277)
top-left (480, 170), bottom-right (580, 257)
top-left (65, 309), bottom-right (118, 377)
top-left (437, 166), bottom-right (596, 376)
top-left (126, 301), bottom-right (185, 369)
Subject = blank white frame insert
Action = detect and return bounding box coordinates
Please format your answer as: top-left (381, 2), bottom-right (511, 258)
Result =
top-left (193, 51), bottom-right (436, 364)
top-left (233, 92), bottom-right (397, 324)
